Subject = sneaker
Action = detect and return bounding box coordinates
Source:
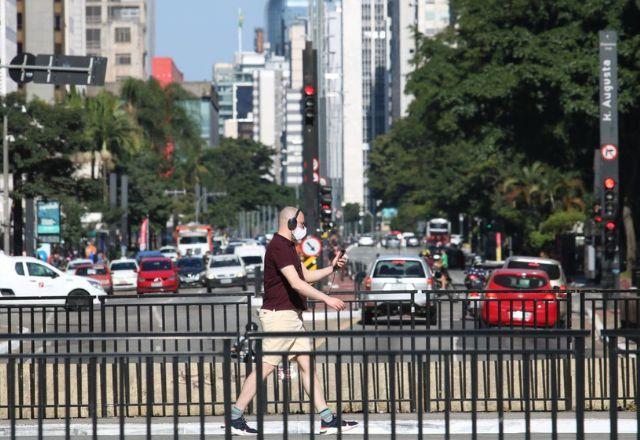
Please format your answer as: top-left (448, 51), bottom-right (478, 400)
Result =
top-left (229, 416), bottom-right (258, 436)
top-left (319, 415), bottom-right (358, 435)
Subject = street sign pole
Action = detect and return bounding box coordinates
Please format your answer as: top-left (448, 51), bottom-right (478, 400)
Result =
top-left (598, 30), bottom-right (620, 288)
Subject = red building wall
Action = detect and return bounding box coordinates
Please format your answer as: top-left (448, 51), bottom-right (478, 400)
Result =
top-left (152, 57), bottom-right (184, 88)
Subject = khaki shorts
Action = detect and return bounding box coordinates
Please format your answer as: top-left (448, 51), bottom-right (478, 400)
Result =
top-left (258, 309), bottom-right (311, 366)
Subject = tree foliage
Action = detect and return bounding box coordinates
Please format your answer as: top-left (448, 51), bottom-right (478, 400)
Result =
top-left (369, 0), bottom-right (640, 252)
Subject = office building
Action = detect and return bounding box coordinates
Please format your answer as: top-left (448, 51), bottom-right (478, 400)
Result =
top-left (281, 22), bottom-right (305, 187)
top-left (181, 81), bottom-right (220, 148)
top-left (389, 0), bottom-right (450, 120)
top-left (85, 0), bottom-right (155, 82)
top-left (0, 0), bottom-right (17, 96)
top-left (213, 52), bottom-right (265, 139)
top-left (265, 0), bottom-right (308, 56)
top-left (17, 0), bottom-right (87, 102)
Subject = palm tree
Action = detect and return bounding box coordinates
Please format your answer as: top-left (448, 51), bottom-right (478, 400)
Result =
top-left (85, 91), bottom-right (137, 200)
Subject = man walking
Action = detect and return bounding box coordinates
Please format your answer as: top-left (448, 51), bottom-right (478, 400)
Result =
top-left (229, 206), bottom-right (358, 435)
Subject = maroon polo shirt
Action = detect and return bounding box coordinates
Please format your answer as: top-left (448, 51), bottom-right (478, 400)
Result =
top-left (262, 233), bottom-right (306, 311)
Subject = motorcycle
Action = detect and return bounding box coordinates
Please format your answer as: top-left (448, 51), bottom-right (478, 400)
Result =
top-left (462, 270), bottom-right (486, 317)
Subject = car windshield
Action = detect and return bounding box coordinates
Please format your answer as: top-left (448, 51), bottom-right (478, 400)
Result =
top-left (373, 260), bottom-right (425, 278)
top-left (430, 222), bottom-right (448, 230)
top-left (210, 258), bottom-right (240, 268)
top-left (506, 261), bottom-right (561, 280)
top-left (141, 260), bottom-right (172, 271)
top-left (385, 235), bottom-right (399, 240)
top-left (111, 262), bottom-right (137, 271)
top-left (179, 236), bottom-right (208, 245)
top-left (177, 259), bottom-right (204, 269)
top-left (241, 256), bottom-right (262, 265)
top-left (76, 266), bottom-right (107, 276)
top-left (492, 275), bottom-right (548, 289)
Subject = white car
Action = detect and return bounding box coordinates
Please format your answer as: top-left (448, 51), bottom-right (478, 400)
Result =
top-left (358, 235), bottom-right (375, 247)
top-left (361, 255), bottom-right (437, 324)
top-left (234, 245), bottom-right (266, 280)
top-left (160, 246), bottom-right (179, 261)
top-left (0, 255), bottom-right (107, 307)
top-left (503, 256), bottom-right (567, 290)
top-left (65, 258), bottom-right (93, 273)
top-left (205, 255), bottom-right (248, 292)
top-left (109, 258), bottom-right (139, 292)
top-left (450, 234), bottom-right (463, 246)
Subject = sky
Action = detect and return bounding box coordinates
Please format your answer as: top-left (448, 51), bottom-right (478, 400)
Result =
top-left (156, 0), bottom-right (269, 81)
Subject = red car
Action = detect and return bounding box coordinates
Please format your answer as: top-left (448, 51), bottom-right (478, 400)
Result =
top-left (74, 264), bottom-right (112, 295)
top-left (480, 269), bottom-right (567, 328)
top-left (136, 257), bottom-right (178, 294)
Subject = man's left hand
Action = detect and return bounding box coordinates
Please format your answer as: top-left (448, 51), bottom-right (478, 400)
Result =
top-left (332, 253), bottom-right (347, 271)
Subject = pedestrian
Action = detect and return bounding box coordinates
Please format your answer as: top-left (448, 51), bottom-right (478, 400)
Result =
top-left (228, 206), bottom-right (358, 435)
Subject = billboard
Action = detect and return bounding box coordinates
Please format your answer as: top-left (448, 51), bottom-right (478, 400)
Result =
top-left (37, 201), bottom-right (61, 236)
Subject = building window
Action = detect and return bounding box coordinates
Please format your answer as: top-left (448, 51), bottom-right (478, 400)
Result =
top-left (54, 43), bottom-right (62, 54)
top-left (54, 14), bottom-right (62, 31)
top-left (115, 53), bottom-right (131, 65)
top-left (86, 28), bottom-right (101, 49)
top-left (86, 6), bottom-right (101, 24)
top-left (17, 12), bottom-right (22, 29)
top-left (115, 27), bottom-right (131, 43)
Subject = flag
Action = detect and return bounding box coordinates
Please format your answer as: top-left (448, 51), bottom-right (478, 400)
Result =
top-left (238, 8), bottom-right (244, 28)
top-left (138, 218), bottom-right (149, 251)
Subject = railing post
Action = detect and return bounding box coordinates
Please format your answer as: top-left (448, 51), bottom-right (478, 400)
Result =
top-left (608, 336), bottom-right (618, 439)
top-left (255, 339), bottom-right (264, 440)
top-left (223, 339), bottom-right (232, 440)
top-left (575, 335), bottom-right (585, 439)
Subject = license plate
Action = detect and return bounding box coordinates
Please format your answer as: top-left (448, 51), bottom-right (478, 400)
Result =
top-left (152, 281), bottom-right (162, 288)
top-left (221, 279), bottom-right (232, 284)
top-left (512, 311), bottom-right (531, 320)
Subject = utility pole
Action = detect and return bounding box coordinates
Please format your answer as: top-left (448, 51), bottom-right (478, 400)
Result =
top-left (2, 113), bottom-right (8, 253)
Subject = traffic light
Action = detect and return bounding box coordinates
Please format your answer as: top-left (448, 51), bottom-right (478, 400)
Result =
top-left (592, 203), bottom-right (602, 224)
top-left (603, 178), bottom-right (617, 218)
top-left (319, 185), bottom-right (332, 229)
top-left (604, 220), bottom-right (617, 259)
top-left (303, 84), bottom-right (316, 125)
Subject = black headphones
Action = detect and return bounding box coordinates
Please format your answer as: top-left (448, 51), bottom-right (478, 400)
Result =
top-left (288, 209), bottom-right (302, 231)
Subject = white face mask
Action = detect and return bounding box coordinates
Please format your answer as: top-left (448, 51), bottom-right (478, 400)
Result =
top-left (292, 226), bottom-right (307, 241)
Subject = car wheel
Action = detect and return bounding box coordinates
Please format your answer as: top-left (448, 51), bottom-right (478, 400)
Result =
top-left (66, 289), bottom-right (91, 311)
top-left (362, 307), bottom-right (376, 325)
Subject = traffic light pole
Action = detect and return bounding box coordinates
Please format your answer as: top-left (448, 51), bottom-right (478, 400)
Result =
top-left (597, 31), bottom-right (620, 288)
top-left (302, 42), bottom-right (319, 234)
top-left (2, 114), bottom-right (8, 253)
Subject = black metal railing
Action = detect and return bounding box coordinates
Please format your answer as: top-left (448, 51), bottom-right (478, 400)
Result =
top-left (0, 329), bottom-right (589, 440)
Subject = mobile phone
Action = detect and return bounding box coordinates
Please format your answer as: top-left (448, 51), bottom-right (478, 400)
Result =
top-left (338, 249), bottom-right (346, 258)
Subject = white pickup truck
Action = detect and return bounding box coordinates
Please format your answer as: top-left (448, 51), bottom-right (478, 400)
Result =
top-left (0, 255), bottom-right (107, 308)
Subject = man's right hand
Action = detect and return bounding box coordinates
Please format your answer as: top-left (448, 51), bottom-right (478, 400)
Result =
top-left (325, 296), bottom-right (346, 311)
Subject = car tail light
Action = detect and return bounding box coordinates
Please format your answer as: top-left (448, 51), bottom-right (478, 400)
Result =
top-left (427, 278), bottom-right (433, 288)
top-left (364, 276), bottom-right (372, 291)
top-left (543, 293), bottom-right (556, 300)
top-left (484, 292), bottom-right (497, 299)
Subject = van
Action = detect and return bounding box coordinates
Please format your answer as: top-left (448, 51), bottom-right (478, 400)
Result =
top-left (234, 245), bottom-right (266, 280)
top-left (0, 255), bottom-right (107, 307)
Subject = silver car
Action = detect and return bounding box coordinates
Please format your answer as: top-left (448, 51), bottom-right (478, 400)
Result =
top-left (360, 255), bottom-right (437, 324)
top-left (503, 256), bottom-right (567, 289)
top-left (205, 255), bottom-right (248, 292)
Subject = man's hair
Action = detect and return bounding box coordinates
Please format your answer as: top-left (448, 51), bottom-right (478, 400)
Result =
top-left (279, 206), bottom-right (300, 230)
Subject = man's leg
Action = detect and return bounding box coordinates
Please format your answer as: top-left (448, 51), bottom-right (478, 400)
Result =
top-left (234, 362), bottom-right (277, 411)
top-left (296, 354), bottom-right (328, 411)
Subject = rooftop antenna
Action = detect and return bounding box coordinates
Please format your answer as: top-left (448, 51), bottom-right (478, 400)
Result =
top-left (238, 8), bottom-right (244, 53)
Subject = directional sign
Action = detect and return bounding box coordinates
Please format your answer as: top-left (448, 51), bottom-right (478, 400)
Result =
top-left (600, 144), bottom-right (618, 161)
top-left (301, 235), bottom-right (322, 257)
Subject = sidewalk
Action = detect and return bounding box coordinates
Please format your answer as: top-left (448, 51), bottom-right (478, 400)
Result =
top-left (2, 413), bottom-right (637, 438)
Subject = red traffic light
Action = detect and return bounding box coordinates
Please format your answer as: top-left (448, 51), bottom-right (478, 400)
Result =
top-left (594, 215), bottom-right (602, 223)
top-left (604, 178), bottom-right (616, 190)
top-left (605, 221), bottom-right (616, 231)
top-left (304, 85), bottom-right (315, 96)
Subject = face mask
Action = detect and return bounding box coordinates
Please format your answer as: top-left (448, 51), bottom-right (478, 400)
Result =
top-left (292, 226), bottom-right (307, 241)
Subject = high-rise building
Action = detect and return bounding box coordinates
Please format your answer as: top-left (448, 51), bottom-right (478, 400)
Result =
top-left (0, 0), bottom-right (17, 97)
top-left (265, 0), bottom-right (308, 55)
top-left (151, 56), bottom-right (183, 87)
top-left (340, 0), bottom-right (364, 206)
top-left (180, 81), bottom-right (220, 148)
top-left (213, 52), bottom-right (266, 139)
top-left (389, 0), bottom-right (450, 121)
top-left (17, 0), bottom-right (87, 102)
top-left (282, 22), bottom-right (305, 187)
top-left (84, 0), bottom-right (155, 83)
top-left (253, 56), bottom-right (287, 184)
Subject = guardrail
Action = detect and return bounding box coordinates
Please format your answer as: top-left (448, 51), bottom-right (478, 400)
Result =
top-left (0, 329), bottom-right (589, 440)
